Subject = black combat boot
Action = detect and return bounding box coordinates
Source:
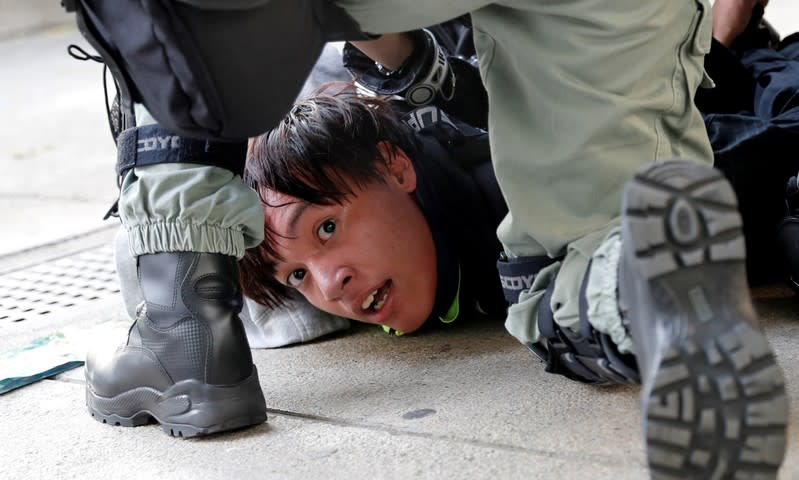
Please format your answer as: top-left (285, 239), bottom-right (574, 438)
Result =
top-left (620, 160), bottom-right (788, 478)
top-left (85, 251), bottom-right (267, 437)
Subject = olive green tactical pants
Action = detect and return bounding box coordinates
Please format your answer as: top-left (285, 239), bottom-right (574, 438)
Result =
top-left (118, 107), bottom-right (264, 259)
top-left (338, 0), bottom-right (714, 345)
top-left (119, 0), bottom-right (714, 347)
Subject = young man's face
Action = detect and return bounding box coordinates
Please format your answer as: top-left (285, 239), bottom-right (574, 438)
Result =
top-left (263, 145), bottom-right (438, 334)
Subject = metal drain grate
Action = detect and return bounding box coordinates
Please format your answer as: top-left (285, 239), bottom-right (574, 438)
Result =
top-left (0, 246), bottom-right (119, 323)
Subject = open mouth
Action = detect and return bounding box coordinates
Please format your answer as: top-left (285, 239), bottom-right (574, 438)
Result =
top-left (361, 280), bottom-right (392, 314)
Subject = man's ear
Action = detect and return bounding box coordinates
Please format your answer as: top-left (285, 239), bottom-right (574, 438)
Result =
top-left (376, 141), bottom-right (417, 193)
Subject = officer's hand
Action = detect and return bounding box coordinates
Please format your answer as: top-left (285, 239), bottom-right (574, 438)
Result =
top-left (712, 0), bottom-right (769, 47)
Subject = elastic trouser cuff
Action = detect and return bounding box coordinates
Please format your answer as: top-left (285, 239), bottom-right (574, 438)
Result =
top-left (584, 228), bottom-right (634, 354)
top-left (118, 164), bottom-right (264, 259)
top-left (126, 221), bottom-right (247, 258)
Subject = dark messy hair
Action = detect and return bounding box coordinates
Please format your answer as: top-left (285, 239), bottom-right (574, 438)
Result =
top-left (239, 84), bottom-right (420, 308)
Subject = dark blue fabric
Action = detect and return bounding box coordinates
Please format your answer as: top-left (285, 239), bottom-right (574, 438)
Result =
top-left (402, 107), bottom-right (507, 324)
top-left (699, 38), bottom-right (799, 283)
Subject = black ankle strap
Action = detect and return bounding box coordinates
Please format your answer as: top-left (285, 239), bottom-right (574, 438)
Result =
top-left (496, 253), bottom-right (559, 304)
top-left (530, 265), bottom-right (640, 385)
top-left (116, 125), bottom-right (247, 177)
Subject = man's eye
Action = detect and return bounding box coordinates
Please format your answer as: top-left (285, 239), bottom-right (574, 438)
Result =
top-left (318, 219), bottom-right (336, 241)
top-left (287, 269), bottom-right (306, 287)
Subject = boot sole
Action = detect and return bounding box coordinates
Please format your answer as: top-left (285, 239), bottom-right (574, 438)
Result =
top-left (623, 161), bottom-right (788, 479)
top-left (85, 367), bottom-right (267, 438)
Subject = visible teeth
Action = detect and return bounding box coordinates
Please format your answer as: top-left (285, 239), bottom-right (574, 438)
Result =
top-left (361, 290), bottom-right (377, 310)
top-left (373, 291), bottom-right (389, 311)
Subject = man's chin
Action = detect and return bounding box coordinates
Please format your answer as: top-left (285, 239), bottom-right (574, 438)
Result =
top-left (387, 310), bottom-right (431, 334)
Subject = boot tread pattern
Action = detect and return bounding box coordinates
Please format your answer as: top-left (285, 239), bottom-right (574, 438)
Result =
top-left (646, 324), bottom-right (787, 478)
top-left (625, 161), bottom-right (788, 479)
top-left (625, 163), bottom-right (744, 280)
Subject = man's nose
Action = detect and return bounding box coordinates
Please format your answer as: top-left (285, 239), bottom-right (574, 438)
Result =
top-left (316, 263), bottom-right (354, 302)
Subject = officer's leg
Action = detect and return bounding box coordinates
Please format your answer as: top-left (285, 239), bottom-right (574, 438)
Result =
top-left (475, 0), bottom-right (788, 476)
top-left (63, 2), bottom-right (270, 435)
top-left (84, 102), bottom-right (268, 436)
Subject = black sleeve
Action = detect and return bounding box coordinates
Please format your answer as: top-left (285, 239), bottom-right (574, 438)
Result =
top-left (695, 38), bottom-right (756, 115)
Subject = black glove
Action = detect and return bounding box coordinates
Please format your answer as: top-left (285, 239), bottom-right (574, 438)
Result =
top-left (343, 28), bottom-right (488, 129)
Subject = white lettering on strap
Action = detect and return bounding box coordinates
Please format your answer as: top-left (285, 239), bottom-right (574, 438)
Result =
top-left (499, 274), bottom-right (536, 291)
top-left (137, 135), bottom-right (181, 153)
